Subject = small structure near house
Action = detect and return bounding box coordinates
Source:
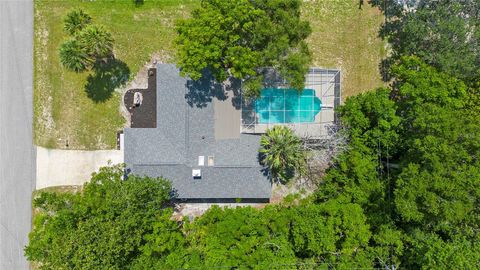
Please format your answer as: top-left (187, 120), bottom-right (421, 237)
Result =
top-left (207, 156), bottom-right (214, 166)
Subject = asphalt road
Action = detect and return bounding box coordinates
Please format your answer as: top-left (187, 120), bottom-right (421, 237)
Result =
top-left (0, 1), bottom-right (35, 269)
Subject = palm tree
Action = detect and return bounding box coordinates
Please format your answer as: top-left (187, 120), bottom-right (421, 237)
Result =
top-left (259, 126), bottom-right (306, 183)
top-left (78, 25), bottom-right (114, 60)
top-left (64, 9), bottom-right (92, 35)
top-left (59, 39), bottom-right (92, 72)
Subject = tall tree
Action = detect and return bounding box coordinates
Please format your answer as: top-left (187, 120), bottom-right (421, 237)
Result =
top-left (175, 202), bottom-right (373, 269)
top-left (183, 206), bottom-right (297, 269)
top-left (374, 0), bottom-right (480, 84)
top-left (318, 56), bottom-right (480, 268)
top-left (176, 0), bottom-right (311, 96)
top-left (25, 165), bottom-right (173, 270)
top-left (389, 57), bottom-right (480, 236)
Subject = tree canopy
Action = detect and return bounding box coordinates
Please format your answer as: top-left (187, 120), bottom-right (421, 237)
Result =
top-left (26, 165), bottom-right (377, 269)
top-left (63, 8), bottom-right (92, 35)
top-left (25, 165), bottom-right (172, 269)
top-left (317, 56), bottom-right (480, 268)
top-left (133, 201), bottom-right (374, 269)
top-left (374, 0), bottom-right (480, 84)
top-left (175, 0), bottom-right (311, 96)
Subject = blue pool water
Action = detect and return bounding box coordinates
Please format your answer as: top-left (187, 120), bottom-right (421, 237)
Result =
top-left (255, 88), bottom-right (321, 124)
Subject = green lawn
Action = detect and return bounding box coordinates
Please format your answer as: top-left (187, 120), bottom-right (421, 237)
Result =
top-left (34, 0), bottom-right (197, 149)
top-left (34, 0), bottom-right (385, 150)
top-left (302, 0), bottom-right (387, 97)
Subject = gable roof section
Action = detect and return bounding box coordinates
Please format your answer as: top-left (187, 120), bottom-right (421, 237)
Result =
top-left (131, 164), bottom-right (270, 199)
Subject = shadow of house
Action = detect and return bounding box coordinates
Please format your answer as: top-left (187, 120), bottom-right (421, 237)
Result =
top-left (172, 198), bottom-right (270, 203)
top-left (85, 58), bottom-right (130, 103)
top-left (124, 68), bottom-right (157, 128)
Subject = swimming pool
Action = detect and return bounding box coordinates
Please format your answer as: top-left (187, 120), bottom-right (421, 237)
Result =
top-left (255, 88), bottom-right (321, 124)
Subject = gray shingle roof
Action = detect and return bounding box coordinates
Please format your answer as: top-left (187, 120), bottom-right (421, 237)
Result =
top-left (124, 64), bottom-right (271, 199)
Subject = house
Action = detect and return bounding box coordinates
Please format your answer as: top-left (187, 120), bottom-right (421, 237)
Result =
top-left (124, 63), bottom-right (340, 202)
top-left (124, 64), bottom-right (271, 202)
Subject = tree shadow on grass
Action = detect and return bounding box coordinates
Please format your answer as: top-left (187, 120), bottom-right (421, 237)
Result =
top-left (85, 58), bottom-right (130, 103)
top-left (133, 0), bottom-right (144, 7)
top-left (379, 57), bottom-right (395, 83)
top-left (368, 0), bottom-right (407, 82)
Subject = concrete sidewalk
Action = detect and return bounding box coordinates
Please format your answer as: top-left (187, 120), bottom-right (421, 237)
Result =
top-left (36, 147), bottom-right (123, 189)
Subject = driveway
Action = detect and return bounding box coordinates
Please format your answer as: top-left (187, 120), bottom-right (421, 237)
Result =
top-left (0, 1), bottom-right (34, 269)
top-left (36, 147), bottom-right (123, 189)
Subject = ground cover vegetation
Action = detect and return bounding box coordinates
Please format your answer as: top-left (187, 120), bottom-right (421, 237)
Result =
top-left (301, 0), bottom-right (386, 97)
top-left (34, 0), bottom-right (384, 149)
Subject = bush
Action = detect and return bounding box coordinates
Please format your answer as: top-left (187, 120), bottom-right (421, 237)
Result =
top-left (260, 126), bottom-right (306, 182)
top-left (63, 9), bottom-right (92, 35)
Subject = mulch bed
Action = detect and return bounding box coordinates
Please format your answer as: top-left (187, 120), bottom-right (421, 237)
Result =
top-left (124, 68), bottom-right (157, 128)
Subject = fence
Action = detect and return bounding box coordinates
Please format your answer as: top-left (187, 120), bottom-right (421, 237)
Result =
top-left (240, 68), bottom-right (341, 138)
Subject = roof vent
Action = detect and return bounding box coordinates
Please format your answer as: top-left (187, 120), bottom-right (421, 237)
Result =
top-left (208, 156), bottom-right (214, 166)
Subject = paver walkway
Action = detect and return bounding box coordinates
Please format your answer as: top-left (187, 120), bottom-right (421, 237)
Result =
top-left (36, 147), bottom-right (123, 189)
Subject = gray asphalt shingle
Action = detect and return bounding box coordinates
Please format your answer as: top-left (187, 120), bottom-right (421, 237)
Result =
top-left (125, 64), bottom-right (271, 199)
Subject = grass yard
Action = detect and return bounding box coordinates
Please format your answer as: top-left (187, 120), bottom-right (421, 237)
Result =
top-left (34, 0), bottom-right (384, 150)
top-left (302, 0), bottom-right (387, 97)
top-left (34, 0), bottom-right (197, 149)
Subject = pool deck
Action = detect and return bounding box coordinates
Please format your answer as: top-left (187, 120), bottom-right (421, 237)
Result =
top-left (241, 68), bottom-right (340, 138)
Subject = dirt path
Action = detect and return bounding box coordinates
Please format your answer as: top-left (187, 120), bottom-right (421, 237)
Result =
top-left (36, 146), bottom-right (123, 189)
